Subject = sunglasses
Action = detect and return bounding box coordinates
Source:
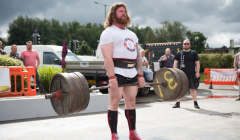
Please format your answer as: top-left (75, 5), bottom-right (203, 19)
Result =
top-left (184, 43), bottom-right (190, 45)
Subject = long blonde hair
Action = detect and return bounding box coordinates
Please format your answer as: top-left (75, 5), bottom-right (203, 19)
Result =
top-left (104, 2), bottom-right (131, 28)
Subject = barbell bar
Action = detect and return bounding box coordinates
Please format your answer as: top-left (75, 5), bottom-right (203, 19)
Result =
top-left (45, 68), bottom-right (189, 116)
top-left (45, 82), bottom-right (167, 99)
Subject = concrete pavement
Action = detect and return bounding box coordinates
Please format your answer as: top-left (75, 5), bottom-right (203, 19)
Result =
top-left (0, 83), bottom-right (240, 140)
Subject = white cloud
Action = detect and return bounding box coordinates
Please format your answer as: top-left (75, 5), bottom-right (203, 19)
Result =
top-left (0, 0), bottom-right (239, 49)
top-left (131, 17), bottom-right (161, 29)
top-left (208, 32), bottom-right (240, 48)
top-left (219, 0), bottom-right (233, 9)
top-left (0, 23), bottom-right (10, 38)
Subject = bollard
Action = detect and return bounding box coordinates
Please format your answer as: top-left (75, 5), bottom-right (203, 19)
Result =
top-left (209, 81), bottom-right (213, 89)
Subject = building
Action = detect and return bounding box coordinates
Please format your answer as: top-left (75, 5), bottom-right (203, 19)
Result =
top-left (143, 42), bottom-right (182, 71)
top-left (204, 48), bottom-right (227, 54)
top-left (143, 42), bottom-right (182, 63)
top-left (228, 39), bottom-right (240, 54)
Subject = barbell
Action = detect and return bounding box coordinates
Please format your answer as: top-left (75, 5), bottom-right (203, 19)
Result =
top-left (45, 68), bottom-right (189, 116)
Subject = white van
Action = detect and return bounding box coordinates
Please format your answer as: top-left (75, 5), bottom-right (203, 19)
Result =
top-left (4, 45), bottom-right (109, 89)
top-left (77, 55), bottom-right (97, 61)
top-left (4, 45), bottom-right (81, 67)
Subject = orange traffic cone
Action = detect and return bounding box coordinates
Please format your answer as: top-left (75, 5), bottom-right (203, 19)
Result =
top-left (209, 81), bottom-right (213, 89)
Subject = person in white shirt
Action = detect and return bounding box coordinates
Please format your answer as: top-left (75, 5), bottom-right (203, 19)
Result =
top-left (141, 50), bottom-right (153, 82)
top-left (234, 52), bottom-right (240, 101)
top-left (100, 3), bottom-right (145, 140)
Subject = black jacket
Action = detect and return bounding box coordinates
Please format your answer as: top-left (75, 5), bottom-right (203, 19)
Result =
top-left (0, 49), bottom-right (7, 55)
top-left (9, 53), bottom-right (25, 64)
top-left (158, 54), bottom-right (175, 68)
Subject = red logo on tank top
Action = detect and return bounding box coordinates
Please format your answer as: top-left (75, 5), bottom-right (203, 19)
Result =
top-left (124, 38), bottom-right (136, 52)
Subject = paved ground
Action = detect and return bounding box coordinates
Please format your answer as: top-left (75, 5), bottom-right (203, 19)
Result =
top-left (0, 83), bottom-right (240, 140)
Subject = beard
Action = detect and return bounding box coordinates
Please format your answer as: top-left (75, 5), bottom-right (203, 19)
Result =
top-left (183, 46), bottom-right (190, 51)
top-left (116, 16), bottom-right (128, 25)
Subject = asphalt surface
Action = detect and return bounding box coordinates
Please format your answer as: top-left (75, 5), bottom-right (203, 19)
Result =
top-left (0, 83), bottom-right (240, 140)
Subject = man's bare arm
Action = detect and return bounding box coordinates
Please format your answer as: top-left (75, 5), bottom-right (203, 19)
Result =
top-left (135, 43), bottom-right (143, 74)
top-left (234, 54), bottom-right (239, 71)
top-left (101, 42), bottom-right (115, 76)
top-left (195, 61), bottom-right (200, 73)
top-left (173, 60), bottom-right (178, 68)
top-left (142, 60), bottom-right (149, 67)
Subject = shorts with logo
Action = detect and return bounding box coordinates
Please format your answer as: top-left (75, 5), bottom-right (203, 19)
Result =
top-left (115, 74), bottom-right (138, 85)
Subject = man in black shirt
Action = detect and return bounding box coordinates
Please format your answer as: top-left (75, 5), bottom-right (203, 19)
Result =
top-left (173, 39), bottom-right (200, 109)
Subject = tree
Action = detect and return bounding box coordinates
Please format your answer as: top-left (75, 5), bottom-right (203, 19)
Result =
top-left (7, 16), bottom-right (106, 49)
top-left (50, 19), bottom-right (66, 45)
top-left (186, 31), bottom-right (207, 53)
top-left (76, 43), bottom-right (93, 55)
top-left (128, 24), bottom-right (150, 45)
top-left (82, 23), bottom-right (104, 50)
top-left (222, 45), bottom-right (227, 53)
top-left (145, 28), bottom-right (156, 43)
top-left (222, 45), bottom-right (227, 49)
top-left (9, 16), bottom-right (192, 52)
top-left (8, 15), bottom-right (41, 45)
top-left (154, 27), bottom-right (167, 42)
top-left (154, 20), bottom-right (187, 42)
top-left (205, 43), bottom-right (210, 48)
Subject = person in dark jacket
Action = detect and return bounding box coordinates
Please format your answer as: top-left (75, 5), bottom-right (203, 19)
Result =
top-left (158, 48), bottom-right (174, 68)
top-left (0, 41), bottom-right (7, 55)
top-left (9, 44), bottom-right (25, 64)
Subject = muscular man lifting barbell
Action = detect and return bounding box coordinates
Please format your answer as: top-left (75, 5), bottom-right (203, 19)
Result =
top-left (45, 3), bottom-right (190, 139)
top-left (100, 3), bottom-right (145, 140)
top-left (45, 3), bottom-right (186, 140)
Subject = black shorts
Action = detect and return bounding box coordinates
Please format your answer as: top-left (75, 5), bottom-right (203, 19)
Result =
top-left (115, 74), bottom-right (138, 85)
top-left (188, 77), bottom-right (197, 89)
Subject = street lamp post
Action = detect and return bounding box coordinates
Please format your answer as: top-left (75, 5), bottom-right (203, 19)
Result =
top-left (42, 25), bottom-right (44, 45)
top-left (94, 2), bottom-right (109, 19)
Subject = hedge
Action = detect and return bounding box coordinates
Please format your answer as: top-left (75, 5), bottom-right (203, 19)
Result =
top-left (38, 65), bottom-right (63, 93)
top-left (199, 53), bottom-right (235, 72)
top-left (0, 55), bottom-right (25, 92)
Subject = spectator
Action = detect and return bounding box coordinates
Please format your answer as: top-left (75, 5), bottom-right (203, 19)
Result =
top-left (21, 41), bottom-right (45, 95)
top-left (9, 44), bottom-right (25, 64)
top-left (234, 52), bottom-right (240, 101)
top-left (141, 50), bottom-right (153, 82)
top-left (0, 41), bottom-right (7, 55)
top-left (172, 39), bottom-right (200, 109)
top-left (158, 48), bottom-right (174, 68)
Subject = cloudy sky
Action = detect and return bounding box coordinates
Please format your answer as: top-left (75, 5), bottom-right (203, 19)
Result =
top-left (0, 0), bottom-right (239, 48)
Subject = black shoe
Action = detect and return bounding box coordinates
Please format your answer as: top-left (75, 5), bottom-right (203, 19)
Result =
top-left (194, 101), bottom-right (200, 109)
top-left (236, 97), bottom-right (240, 101)
top-left (172, 102), bottom-right (180, 108)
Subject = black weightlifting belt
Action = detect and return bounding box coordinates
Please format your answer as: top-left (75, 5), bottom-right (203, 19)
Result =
top-left (113, 60), bottom-right (136, 69)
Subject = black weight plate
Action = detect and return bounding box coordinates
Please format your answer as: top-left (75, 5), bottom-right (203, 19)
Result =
top-left (173, 68), bottom-right (189, 99)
